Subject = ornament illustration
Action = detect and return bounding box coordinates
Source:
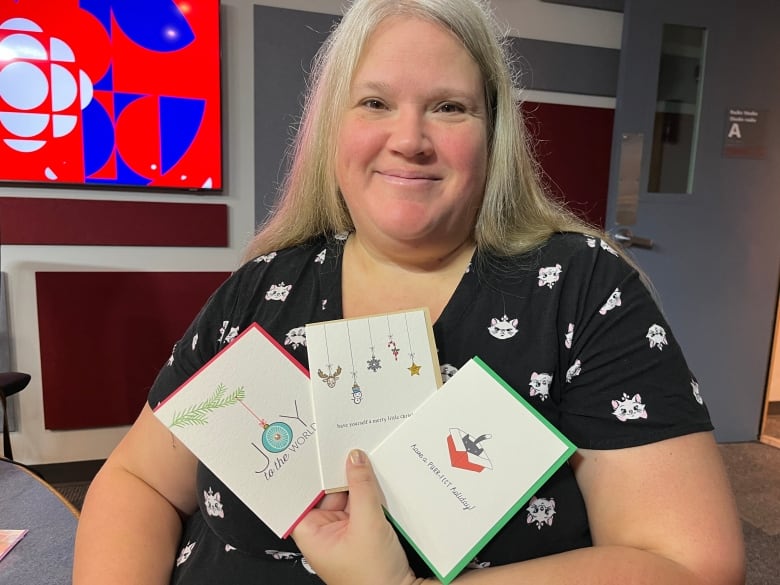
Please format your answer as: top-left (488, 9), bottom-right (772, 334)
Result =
top-left (366, 319), bottom-right (382, 372)
top-left (387, 315), bottom-right (400, 360)
top-left (405, 313), bottom-right (421, 376)
top-left (317, 325), bottom-right (342, 387)
top-left (447, 428), bottom-right (493, 473)
top-left (346, 322), bottom-right (363, 405)
top-left (259, 419), bottom-right (293, 453)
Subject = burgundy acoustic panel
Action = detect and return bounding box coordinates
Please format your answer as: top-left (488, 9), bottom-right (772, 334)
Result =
top-left (36, 271), bottom-right (230, 429)
top-left (0, 197), bottom-right (228, 246)
top-left (523, 101), bottom-right (614, 228)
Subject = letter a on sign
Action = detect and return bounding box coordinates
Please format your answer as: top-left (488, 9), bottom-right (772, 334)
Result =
top-left (728, 123), bottom-right (742, 139)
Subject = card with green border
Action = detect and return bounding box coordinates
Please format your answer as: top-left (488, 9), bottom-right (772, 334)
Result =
top-left (371, 357), bottom-right (576, 584)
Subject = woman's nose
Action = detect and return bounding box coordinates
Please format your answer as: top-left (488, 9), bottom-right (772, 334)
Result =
top-left (387, 110), bottom-right (433, 158)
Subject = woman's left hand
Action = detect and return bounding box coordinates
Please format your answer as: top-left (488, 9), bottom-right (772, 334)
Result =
top-left (292, 449), bottom-right (424, 585)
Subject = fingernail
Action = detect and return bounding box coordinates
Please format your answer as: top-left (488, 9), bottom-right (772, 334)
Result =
top-left (349, 449), bottom-right (366, 465)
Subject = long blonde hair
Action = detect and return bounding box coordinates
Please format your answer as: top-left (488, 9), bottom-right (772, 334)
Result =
top-left (243, 0), bottom-right (605, 261)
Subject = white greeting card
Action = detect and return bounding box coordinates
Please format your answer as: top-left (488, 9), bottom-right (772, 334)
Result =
top-left (153, 324), bottom-right (323, 538)
top-left (371, 357), bottom-right (577, 584)
top-left (306, 309), bottom-right (442, 490)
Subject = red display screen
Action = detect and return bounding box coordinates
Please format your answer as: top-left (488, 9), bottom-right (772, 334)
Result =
top-left (0, 0), bottom-right (222, 191)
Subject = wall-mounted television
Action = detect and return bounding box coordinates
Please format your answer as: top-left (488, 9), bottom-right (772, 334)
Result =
top-left (0, 0), bottom-right (222, 191)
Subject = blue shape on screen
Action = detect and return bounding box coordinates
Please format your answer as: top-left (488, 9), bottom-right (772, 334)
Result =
top-left (112, 0), bottom-right (195, 52)
top-left (160, 96), bottom-right (205, 174)
top-left (79, 0), bottom-right (112, 36)
top-left (87, 153), bottom-right (151, 186)
top-left (116, 151), bottom-right (152, 185)
top-left (94, 63), bottom-right (114, 92)
top-left (82, 100), bottom-right (115, 177)
top-left (113, 92), bottom-right (144, 119)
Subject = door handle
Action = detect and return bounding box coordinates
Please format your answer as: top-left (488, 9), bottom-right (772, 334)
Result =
top-left (612, 227), bottom-right (654, 249)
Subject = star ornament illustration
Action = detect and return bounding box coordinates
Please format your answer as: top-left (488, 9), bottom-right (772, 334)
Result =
top-left (408, 362), bottom-right (421, 376)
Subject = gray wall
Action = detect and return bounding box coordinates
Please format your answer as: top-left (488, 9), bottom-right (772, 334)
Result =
top-left (253, 5), bottom-right (619, 224)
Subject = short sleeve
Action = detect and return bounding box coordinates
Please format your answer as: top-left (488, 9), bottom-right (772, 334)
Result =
top-left (556, 242), bottom-right (712, 449)
top-left (147, 266), bottom-right (248, 408)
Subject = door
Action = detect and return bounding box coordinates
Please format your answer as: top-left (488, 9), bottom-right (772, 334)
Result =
top-left (606, 0), bottom-right (780, 442)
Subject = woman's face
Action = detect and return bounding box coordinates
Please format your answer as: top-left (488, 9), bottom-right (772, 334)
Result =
top-left (335, 16), bottom-right (489, 253)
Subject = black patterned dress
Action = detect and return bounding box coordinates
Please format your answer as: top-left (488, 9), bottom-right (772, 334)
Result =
top-left (148, 232), bottom-right (712, 583)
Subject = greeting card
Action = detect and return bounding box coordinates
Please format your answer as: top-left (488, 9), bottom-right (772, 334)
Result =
top-left (371, 357), bottom-right (577, 584)
top-left (153, 324), bottom-right (323, 538)
top-left (306, 309), bottom-right (442, 490)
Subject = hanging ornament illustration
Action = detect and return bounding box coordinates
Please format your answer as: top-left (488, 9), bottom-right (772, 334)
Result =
top-left (238, 400), bottom-right (294, 453)
top-left (405, 313), bottom-right (421, 376)
top-left (259, 418), bottom-right (293, 453)
top-left (317, 324), bottom-right (342, 387)
top-left (346, 322), bottom-right (363, 404)
top-left (366, 319), bottom-right (382, 372)
top-left (387, 314), bottom-right (400, 360)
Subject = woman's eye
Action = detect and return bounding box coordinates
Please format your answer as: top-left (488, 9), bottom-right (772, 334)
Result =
top-left (362, 99), bottom-right (386, 110)
top-left (437, 102), bottom-right (465, 114)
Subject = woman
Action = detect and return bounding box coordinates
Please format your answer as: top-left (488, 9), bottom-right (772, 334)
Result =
top-left (73, 0), bottom-right (746, 583)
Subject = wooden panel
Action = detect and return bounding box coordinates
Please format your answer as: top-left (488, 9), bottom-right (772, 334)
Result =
top-left (36, 271), bottom-right (230, 429)
top-left (523, 101), bottom-right (614, 228)
top-left (0, 197), bottom-right (228, 246)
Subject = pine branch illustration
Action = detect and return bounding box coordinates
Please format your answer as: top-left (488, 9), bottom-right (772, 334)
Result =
top-left (169, 384), bottom-right (246, 428)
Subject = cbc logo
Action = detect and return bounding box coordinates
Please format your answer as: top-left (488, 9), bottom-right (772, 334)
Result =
top-left (0, 17), bottom-right (93, 158)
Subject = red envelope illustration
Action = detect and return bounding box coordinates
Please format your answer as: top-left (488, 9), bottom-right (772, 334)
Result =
top-left (447, 428), bottom-right (493, 473)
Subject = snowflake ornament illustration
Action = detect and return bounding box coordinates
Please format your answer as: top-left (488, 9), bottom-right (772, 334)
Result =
top-left (366, 319), bottom-right (382, 372)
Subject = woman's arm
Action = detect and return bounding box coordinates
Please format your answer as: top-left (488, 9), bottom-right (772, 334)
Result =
top-left (453, 431), bottom-right (745, 585)
top-left (295, 432), bottom-right (744, 585)
top-left (73, 404), bottom-right (199, 585)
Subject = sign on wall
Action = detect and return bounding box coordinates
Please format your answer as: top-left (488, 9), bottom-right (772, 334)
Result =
top-left (723, 108), bottom-right (768, 159)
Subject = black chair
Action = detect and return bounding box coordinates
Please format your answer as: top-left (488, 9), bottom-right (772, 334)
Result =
top-left (0, 371), bottom-right (30, 460)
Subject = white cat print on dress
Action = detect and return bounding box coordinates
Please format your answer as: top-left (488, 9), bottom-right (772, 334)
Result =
top-left (565, 322), bottom-right (574, 349)
top-left (285, 327), bottom-right (307, 350)
top-left (488, 315), bottom-right (519, 340)
top-left (191, 333), bottom-right (199, 351)
top-left (599, 288), bottom-right (622, 315)
top-left (253, 252), bottom-right (277, 263)
top-left (176, 541), bottom-right (196, 566)
top-left (440, 364), bottom-right (459, 382)
top-left (600, 239), bottom-right (619, 256)
top-left (611, 393), bottom-right (648, 421)
top-left (537, 264), bottom-right (562, 288)
top-left (315, 249), bottom-right (326, 264)
top-left (646, 324), bottom-right (668, 350)
top-left (691, 379), bottom-right (703, 405)
top-left (529, 372), bottom-right (553, 401)
top-left (265, 282), bottom-right (292, 302)
top-left (526, 496), bottom-right (556, 529)
top-left (585, 236), bottom-right (597, 248)
top-left (566, 359), bottom-right (582, 383)
top-left (204, 487), bottom-right (224, 518)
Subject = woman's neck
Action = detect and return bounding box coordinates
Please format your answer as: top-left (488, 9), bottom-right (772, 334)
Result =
top-left (341, 233), bottom-right (475, 321)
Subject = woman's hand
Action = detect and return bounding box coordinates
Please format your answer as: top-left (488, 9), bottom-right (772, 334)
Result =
top-left (292, 449), bottom-right (424, 585)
